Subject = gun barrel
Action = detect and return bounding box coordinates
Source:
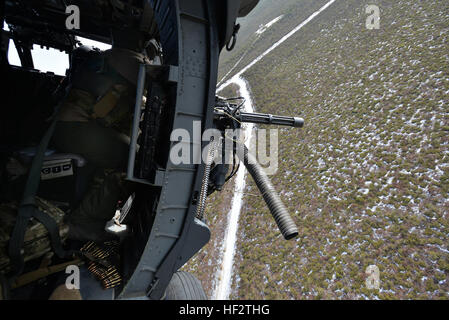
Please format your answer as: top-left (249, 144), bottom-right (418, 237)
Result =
top-left (239, 112), bottom-right (304, 128)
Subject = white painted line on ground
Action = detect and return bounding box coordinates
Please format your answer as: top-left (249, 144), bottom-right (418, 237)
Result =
top-left (218, 0), bottom-right (338, 91)
top-left (213, 77), bottom-right (254, 300)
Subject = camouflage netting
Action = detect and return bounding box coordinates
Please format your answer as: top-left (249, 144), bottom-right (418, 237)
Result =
top-left (0, 197), bottom-right (69, 274)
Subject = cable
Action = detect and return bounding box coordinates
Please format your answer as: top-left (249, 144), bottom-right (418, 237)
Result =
top-left (237, 143), bottom-right (299, 240)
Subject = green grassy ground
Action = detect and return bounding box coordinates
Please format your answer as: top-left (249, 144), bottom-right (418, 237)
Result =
top-left (189, 0), bottom-right (449, 300)
top-left (218, 0), bottom-right (330, 83)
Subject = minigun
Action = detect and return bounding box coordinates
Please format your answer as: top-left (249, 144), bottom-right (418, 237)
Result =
top-left (237, 111), bottom-right (304, 128)
top-left (209, 96), bottom-right (304, 241)
top-left (213, 96), bottom-right (304, 129)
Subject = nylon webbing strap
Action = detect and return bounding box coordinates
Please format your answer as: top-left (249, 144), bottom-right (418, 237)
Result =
top-left (6, 206), bottom-right (68, 278)
top-left (21, 119), bottom-right (57, 207)
top-left (8, 90), bottom-right (73, 278)
top-left (31, 209), bottom-right (68, 259)
top-left (7, 205), bottom-right (33, 277)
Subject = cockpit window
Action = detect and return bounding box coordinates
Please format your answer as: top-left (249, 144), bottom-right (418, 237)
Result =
top-left (30, 45), bottom-right (69, 76)
top-left (3, 22), bottom-right (111, 75)
top-left (3, 22), bottom-right (69, 75)
top-left (76, 36), bottom-right (112, 51)
top-left (3, 22), bottom-right (21, 67)
top-left (29, 36), bottom-right (110, 76)
top-left (7, 40), bottom-right (21, 67)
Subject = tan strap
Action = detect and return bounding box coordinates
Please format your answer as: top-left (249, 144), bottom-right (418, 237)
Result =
top-left (11, 258), bottom-right (84, 289)
top-left (92, 84), bottom-right (128, 119)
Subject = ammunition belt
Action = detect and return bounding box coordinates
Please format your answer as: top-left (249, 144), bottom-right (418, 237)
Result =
top-left (80, 241), bottom-right (122, 289)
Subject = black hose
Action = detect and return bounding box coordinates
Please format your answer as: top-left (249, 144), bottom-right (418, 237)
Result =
top-left (238, 143), bottom-right (299, 240)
